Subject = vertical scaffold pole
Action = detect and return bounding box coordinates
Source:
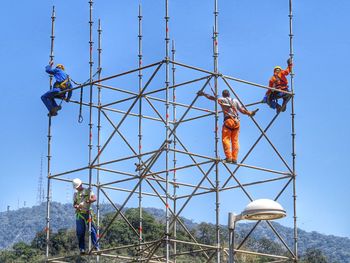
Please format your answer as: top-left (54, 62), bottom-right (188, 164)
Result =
top-left (213, 0), bottom-right (220, 262)
top-left (138, 3), bottom-right (144, 262)
top-left (164, 0), bottom-right (170, 261)
top-left (96, 18), bottom-right (102, 261)
top-left (45, 6), bottom-right (55, 259)
top-left (171, 39), bottom-right (177, 263)
top-left (289, 0), bottom-right (298, 261)
top-left (88, 0), bottom-right (94, 253)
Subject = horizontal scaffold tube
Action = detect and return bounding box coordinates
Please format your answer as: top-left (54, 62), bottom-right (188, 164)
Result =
top-left (176, 175), bottom-right (292, 200)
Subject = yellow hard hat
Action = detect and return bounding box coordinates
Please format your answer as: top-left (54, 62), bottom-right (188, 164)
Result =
top-left (56, 64), bottom-right (65, 71)
top-left (274, 66), bottom-right (282, 71)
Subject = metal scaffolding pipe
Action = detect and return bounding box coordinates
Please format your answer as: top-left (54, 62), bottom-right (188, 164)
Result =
top-left (164, 0), bottom-right (171, 260)
top-left (45, 2), bottom-right (298, 261)
top-left (138, 5), bottom-right (144, 260)
top-left (212, 1), bottom-right (221, 262)
top-left (100, 74), bottom-right (211, 110)
top-left (96, 18), bottom-right (102, 257)
top-left (87, 0), bottom-right (94, 253)
top-left (222, 74), bottom-right (293, 95)
top-left (101, 185), bottom-right (168, 199)
top-left (176, 175), bottom-right (292, 200)
top-left (95, 83), bottom-right (215, 113)
top-left (289, 0), bottom-right (298, 261)
top-left (234, 249), bottom-right (290, 260)
top-left (45, 6), bottom-right (55, 259)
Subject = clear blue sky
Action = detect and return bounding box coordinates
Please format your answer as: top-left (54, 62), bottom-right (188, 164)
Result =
top-left (1, 0), bottom-right (349, 239)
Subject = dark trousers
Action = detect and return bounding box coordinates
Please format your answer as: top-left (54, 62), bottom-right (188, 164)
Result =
top-left (76, 213), bottom-right (99, 251)
top-left (263, 90), bottom-right (290, 109)
top-left (41, 87), bottom-right (61, 112)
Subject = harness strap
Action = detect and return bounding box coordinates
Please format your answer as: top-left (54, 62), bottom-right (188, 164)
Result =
top-left (272, 73), bottom-right (288, 89)
top-left (224, 124), bottom-right (236, 131)
top-left (223, 117), bottom-right (239, 131)
top-left (76, 209), bottom-right (96, 224)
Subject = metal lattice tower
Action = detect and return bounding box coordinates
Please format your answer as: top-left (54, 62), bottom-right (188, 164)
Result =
top-left (45, 1), bottom-right (297, 262)
top-left (37, 155), bottom-right (45, 205)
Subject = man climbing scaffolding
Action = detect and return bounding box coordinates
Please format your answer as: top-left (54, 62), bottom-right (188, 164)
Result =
top-left (72, 178), bottom-right (99, 255)
top-left (263, 58), bottom-right (293, 113)
top-left (198, 89), bottom-right (257, 164)
top-left (41, 61), bottom-right (73, 116)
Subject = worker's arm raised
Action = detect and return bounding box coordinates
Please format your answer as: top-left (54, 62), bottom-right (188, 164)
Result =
top-left (283, 58), bottom-right (293, 75)
top-left (197, 90), bottom-right (216, 101)
top-left (45, 64), bottom-right (58, 75)
top-left (237, 105), bottom-right (258, 117)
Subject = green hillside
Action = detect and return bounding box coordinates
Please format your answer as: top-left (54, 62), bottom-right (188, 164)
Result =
top-left (0, 203), bottom-right (349, 262)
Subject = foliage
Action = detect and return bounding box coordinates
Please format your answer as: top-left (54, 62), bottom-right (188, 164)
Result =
top-left (0, 204), bottom-right (349, 262)
top-left (300, 248), bottom-right (329, 263)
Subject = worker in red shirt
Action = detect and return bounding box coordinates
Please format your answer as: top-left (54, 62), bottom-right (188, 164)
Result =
top-left (263, 58), bottom-right (293, 113)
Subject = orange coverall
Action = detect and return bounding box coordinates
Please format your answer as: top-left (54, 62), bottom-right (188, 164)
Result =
top-left (266, 64), bottom-right (292, 96)
top-left (219, 97), bottom-right (241, 161)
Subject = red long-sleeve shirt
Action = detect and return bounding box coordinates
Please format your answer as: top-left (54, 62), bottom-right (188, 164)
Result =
top-left (268, 64), bottom-right (292, 92)
top-left (266, 64), bottom-right (293, 97)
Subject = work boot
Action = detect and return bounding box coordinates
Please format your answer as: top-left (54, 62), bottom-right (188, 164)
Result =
top-left (80, 249), bottom-right (86, 255)
top-left (231, 159), bottom-right (237, 164)
top-left (50, 107), bottom-right (59, 116)
top-left (276, 104), bottom-right (282, 114)
top-left (225, 158), bottom-right (233, 163)
top-left (57, 105), bottom-right (62, 111)
top-left (47, 110), bottom-right (58, 117)
top-left (281, 98), bottom-right (289, 112)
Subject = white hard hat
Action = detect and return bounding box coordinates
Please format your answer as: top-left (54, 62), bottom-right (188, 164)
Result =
top-left (72, 178), bottom-right (82, 189)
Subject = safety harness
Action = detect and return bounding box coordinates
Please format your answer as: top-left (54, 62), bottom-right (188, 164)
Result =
top-left (221, 98), bottom-right (240, 131)
top-left (53, 77), bottom-right (72, 103)
top-left (267, 73), bottom-right (289, 105)
top-left (54, 76), bottom-right (71, 90)
top-left (74, 189), bottom-right (96, 224)
top-left (272, 74), bottom-right (288, 90)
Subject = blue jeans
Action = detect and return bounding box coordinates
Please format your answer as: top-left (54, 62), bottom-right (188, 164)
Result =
top-left (41, 87), bottom-right (61, 112)
top-left (76, 213), bottom-right (99, 251)
top-left (263, 90), bottom-right (290, 109)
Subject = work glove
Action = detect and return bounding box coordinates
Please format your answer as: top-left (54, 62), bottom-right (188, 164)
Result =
top-left (250, 108), bottom-right (259, 117)
top-left (49, 60), bottom-right (54, 67)
top-left (287, 58), bottom-right (292, 65)
top-left (197, 90), bottom-right (205, 96)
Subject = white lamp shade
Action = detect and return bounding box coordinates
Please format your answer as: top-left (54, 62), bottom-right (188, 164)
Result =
top-left (241, 199), bottom-right (286, 220)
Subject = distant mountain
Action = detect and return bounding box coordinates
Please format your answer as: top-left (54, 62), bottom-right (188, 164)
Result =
top-left (1, 203), bottom-right (349, 262)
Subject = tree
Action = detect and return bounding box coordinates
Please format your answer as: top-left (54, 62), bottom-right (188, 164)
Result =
top-left (302, 248), bottom-right (328, 263)
top-left (196, 222), bottom-right (216, 245)
top-left (13, 242), bottom-right (38, 261)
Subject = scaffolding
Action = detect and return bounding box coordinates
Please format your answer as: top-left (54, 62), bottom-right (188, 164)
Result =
top-left (45, 0), bottom-right (297, 262)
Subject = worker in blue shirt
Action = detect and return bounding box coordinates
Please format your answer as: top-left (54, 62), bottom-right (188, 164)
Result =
top-left (41, 61), bottom-right (73, 116)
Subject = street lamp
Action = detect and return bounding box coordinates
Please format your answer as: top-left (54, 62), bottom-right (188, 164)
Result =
top-left (228, 199), bottom-right (286, 263)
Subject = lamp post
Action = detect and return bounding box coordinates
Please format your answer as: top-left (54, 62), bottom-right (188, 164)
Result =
top-left (228, 199), bottom-right (287, 263)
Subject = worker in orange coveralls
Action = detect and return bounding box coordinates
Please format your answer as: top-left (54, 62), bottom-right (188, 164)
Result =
top-left (197, 89), bottom-right (257, 164)
top-left (263, 58), bottom-right (293, 113)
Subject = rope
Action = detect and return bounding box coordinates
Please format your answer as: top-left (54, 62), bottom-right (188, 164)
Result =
top-left (70, 68), bottom-right (102, 123)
